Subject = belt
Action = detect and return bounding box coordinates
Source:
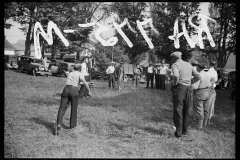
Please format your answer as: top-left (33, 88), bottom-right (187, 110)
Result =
top-left (66, 85), bottom-right (78, 88)
top-left (196, 87), bottom-right (209, 90)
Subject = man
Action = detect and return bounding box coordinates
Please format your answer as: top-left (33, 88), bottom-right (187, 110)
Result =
top-left (131, 63), bottom-right (141, 89)
top-left (106, 61), bottom-right (116, 89)
top-left (206, 60), bottom-right (218, 125)
top-left (115, 62), bottom-right (125, 91)
top-left (170, 51), bottom-right (201, 138)
top-left (79, 57), bottom-right (90, 98)
top-left (192, 62), bottom-right (211, 129)
top-left (146, 63), bottom-right (154, 88)
top-left (155, 65), bottom-right (161, 89)
top-left (159, 63), bottom-right (169, 90)
top-left (55, 64), bottom-right (92, 135)
top-left (189, 60), bottom-right (199, 116)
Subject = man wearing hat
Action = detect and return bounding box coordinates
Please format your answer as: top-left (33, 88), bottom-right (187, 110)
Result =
top-left (206, 60), bottom-right (218, 125)
top-left (79, 57), bottom-right (91, 98)
top-left (192, 62), bottom-right (211, 130)
top-left (55, 64), bottom-right (92, 135)
top-left (189, 60), bottom-right (200, 116)
top-left (170, 51), bottom-right (201, 138)
top-left (106, 61), bottom-right (116, 89)
top-left (146, 63), bottom-right (154, 88)
top-left (115, 62), bottom-right (125, 91)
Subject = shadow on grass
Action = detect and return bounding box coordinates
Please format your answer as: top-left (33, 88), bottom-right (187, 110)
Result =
top-left (30, 117), bottom-right (74, 135)
top-left (30, 117), bottom-right (56, 135)
top-left (109, 121), bottom-right (166, 136)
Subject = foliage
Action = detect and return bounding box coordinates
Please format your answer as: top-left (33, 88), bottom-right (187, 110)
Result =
top-left (110, 2), bottom-right (150, 64)
top-left (149, 2), bottom-right (201, 62)
top-left (4, 2), bottom-right (18, 29)
top-left (200, 2), bottom-right (236, 68)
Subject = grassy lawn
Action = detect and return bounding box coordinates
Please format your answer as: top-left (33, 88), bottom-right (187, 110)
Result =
top-left (4, 69), bottom-right (235, 158)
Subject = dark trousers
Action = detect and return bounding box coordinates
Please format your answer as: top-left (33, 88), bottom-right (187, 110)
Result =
top-left (57, 85), bottom-right (79, 128)
top-left (159, 74), bottom-right (166, 90)
top-left (147, 73), bottom-right (154, 88)
top-left (155, 74), bottom-right (160, 89)
top-left (172, 84), bottom-right (192, 137)
top-left (109, 73), bottom-right (115, 88)
top-left (79, 75), bottom-right (90, 98)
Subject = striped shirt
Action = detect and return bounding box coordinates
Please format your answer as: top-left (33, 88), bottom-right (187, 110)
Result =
top-left (66, 71), bottom-right (85, 87)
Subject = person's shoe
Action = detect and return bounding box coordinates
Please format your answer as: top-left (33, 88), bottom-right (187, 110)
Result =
top-left (174, 131), bottom-right (182, 138)
top-left (182, 131), bottom-right (189, 136)
top-left (55, 124), bottom-right (61, 136)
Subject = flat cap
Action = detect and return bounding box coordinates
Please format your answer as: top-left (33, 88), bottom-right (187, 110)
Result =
top-left (111, 61), bottom-right (115, 64)
top-left (74, 64), bottom-right (82, 70)
top-left (170, 51), bottom-right (182, 59)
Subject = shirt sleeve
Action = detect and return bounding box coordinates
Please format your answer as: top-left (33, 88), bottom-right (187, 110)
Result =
top-left (191, 67), bottom-right (201, 84)
top-left (79, 73), bottom-right (85, 82)
top-left (171, 64), bottom-right (179, 86)
top-left (106, 66), bottom-right (109, 74)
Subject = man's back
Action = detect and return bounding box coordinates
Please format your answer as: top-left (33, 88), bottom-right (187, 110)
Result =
top-left (172, 59), bottom-right (196, 85)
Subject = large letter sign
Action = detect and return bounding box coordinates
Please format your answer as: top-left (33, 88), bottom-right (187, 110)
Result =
top-left (34, 21), bottom-right (69, 59)
top-left (33, 14), bottom-right (216, 59)
top-left (188, 14), bottom-right (216, 49)
top-left (113, 18), bottom-right (136, 48)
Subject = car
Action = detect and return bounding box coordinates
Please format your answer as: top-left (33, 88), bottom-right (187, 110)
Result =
top-left (17, 55), bottom-right (51, 76)
top-left (4, 55), bottom-right (18, 69)
top-left (50, 62), bottom-right (76, 77)
top-left (48, 59), bottom-right (64, 70)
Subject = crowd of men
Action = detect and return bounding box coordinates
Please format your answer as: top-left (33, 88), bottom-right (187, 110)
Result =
top-left (104, 51), bottom-right (220, 138)
top-left (55, 52), bottom-right (231, 139)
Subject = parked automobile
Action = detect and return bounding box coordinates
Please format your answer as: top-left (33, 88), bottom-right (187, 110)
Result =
top-left (4, 55), bottom-right (18, 69)
top-left (17, 55), bottom-right (51, 76)
top-left (48, 59), bottom-right (64, 70)
top-left (50, 62), bottom-right (76, 77)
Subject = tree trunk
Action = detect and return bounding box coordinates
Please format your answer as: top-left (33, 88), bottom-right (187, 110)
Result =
top-left (41, 38), bottom-right (45, 59)
top-left (25, 18), bottom-right (33, 57)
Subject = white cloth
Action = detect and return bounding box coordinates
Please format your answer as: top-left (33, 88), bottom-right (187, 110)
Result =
top-left (147, 66), bottom-right (154, 73)
top-left (106, 66), bottom-right (115, 74)
top-left (81, 62), bottom-right (89, 76)
top-left (207, 67), bottom-right (218, 88)
top-left (159, 65), bottom-right (169, 75)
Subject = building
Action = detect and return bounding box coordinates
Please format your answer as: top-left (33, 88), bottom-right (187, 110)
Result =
top-left (4, 38), bottom-right (16, 55)
top-left (13, 39), bottom-right (35, 57)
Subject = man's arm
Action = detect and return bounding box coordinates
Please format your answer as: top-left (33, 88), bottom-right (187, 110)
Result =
top-left (80, 76), bottom-right (92, 96)
top-left (106, 66), bottom-right (109, 74)
top-left (191, 67), bottom-right (201, 84)
top-left (171, 64), bottom-right (179, 86)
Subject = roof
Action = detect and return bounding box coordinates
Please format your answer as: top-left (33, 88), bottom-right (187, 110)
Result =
top-left (13, 39), bottom-right (35, 51)
top-left (5, 39), bottom-right (16, 50)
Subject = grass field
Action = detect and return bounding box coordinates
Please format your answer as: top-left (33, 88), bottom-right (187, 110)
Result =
top-left (4, 69), bottom-right (235, 158)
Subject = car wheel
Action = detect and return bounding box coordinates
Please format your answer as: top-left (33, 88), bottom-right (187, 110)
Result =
top-left (61, 72), bottom-right (66, 78)
top-left (31, 69), bottom-right (36, 76)
top-left (19, 66), bottom-right (23, 72)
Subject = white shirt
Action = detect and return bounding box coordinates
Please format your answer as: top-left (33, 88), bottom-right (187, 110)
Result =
top-left (207, 67), bottom-right (218, 88)
top-left (81, 62), bottom-right (89, 76)
top-left (106, 65), bottom-right (115, 74)
top-left (159, 65), bottom-right (169, 75)
top-left (147, 66), bottom-right (154, 73)
top-left (191, 66), bottom-right (199, 89)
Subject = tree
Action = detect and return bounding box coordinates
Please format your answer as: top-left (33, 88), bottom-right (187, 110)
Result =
top-left (109, 2), bottom-right (150, 64)
top-left (149, 2), bottom-right (201, 62)
top-left (9, 2), bottom-right (112, 58)
top-left (4, 2), bottom-right (18, 29)
top-left (200, 2), bottom-right (236, 68)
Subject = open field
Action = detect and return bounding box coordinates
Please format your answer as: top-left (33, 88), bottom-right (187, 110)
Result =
top-left (4, 69), bottom-right (235, 158)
